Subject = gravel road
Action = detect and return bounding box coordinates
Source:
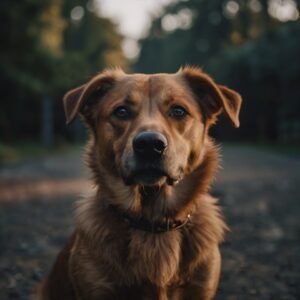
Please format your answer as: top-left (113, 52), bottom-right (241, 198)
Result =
top-left (0, 145), bottom-right (299, 299)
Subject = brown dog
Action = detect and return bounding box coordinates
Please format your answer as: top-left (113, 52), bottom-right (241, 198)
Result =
top-left (36, 67), bottom-right (241, 300)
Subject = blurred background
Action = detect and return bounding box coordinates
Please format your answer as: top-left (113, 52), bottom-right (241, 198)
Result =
top-left (1, 0), bottom-right (300, 151)
top-left (0, 0), bottom-right (299, 299)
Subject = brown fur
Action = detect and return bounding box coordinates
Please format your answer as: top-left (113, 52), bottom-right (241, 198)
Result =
top-left (35, 67), bottom-right (241, 300)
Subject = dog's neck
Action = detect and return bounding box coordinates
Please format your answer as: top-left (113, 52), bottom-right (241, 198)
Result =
top-left (108, 203), bottom-right (192, 233)
top-left (86, 138), bottom-right (219, 222)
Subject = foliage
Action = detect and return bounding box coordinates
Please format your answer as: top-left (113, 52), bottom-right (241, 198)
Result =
top-left (135, 0), bottom-right (300, 143)
top-left (217, 22), bottom-right (300, 142)
top-left (0, 0), bottom-right (127, 142)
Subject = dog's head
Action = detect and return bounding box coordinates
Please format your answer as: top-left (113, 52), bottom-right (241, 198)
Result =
top-left (64, 67), bottom-right (241, 189)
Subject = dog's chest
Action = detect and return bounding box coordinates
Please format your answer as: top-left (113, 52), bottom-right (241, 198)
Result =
top-left (122, 230), bottom-right (183, 286)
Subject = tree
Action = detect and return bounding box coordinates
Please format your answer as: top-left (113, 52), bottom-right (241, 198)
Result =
top-left (0, 0), bottom-right (127, 143)
top-left (0, 0), bottom-right (58, 141)
top-left (136, 0), bottom-right (300, 143)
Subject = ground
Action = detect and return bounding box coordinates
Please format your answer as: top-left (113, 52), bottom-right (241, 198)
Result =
top-left (0, 145), bottom-right (299, 300)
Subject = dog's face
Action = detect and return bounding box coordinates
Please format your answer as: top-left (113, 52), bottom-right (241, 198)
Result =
top-left (95, 73), bottom-right (205, 187)
top-left (64, 67), bottom-right (241, 188)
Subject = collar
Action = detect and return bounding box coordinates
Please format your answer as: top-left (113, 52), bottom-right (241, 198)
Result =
top-left (109, 205), bottom-right (191, 234)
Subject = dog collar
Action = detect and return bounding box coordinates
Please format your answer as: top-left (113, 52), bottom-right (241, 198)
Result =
top-left (110, 206), bottom-right (191, 234)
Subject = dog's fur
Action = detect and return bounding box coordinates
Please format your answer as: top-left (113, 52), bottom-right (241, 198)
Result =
top-left (36, 67), bottom-right (241, 300)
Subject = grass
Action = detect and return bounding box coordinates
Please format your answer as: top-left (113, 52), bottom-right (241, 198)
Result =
top-left (227, 142), bottom-right (300, 156)
top-left (0, 142), bottom-right (84, 165)
top-left (256, 143), bottom-right (300, 156)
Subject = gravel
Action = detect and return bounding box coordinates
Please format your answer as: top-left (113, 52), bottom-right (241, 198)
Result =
top-left (0, 145), bottom-right (299, 299)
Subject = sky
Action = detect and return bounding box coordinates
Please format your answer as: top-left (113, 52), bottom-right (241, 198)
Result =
top-left (95, 0), bottom-right (175, 58)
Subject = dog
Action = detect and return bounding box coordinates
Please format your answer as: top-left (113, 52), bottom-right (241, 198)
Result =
top-left (36, 66), bottom-right (241, 300)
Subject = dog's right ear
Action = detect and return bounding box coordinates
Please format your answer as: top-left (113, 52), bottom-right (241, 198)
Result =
top-left (63, 85), bottom-right (86, 125)
top-left (63, 69), bottom-right (124, 125)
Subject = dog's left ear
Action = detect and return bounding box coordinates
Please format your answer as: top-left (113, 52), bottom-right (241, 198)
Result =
top-left (180, 67), bottom-right (242, 127)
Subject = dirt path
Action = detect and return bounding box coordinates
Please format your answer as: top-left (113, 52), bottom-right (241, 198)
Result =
top-left (0, 145), bottom-right (299, 299)
top-left (215, 146), bottom-right (300, 300)
top-left (0, 152), bottom-right (90, 202)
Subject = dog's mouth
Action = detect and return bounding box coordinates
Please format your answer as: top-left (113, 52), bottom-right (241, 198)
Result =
top-left (124, 168), bottom-right (178, 186)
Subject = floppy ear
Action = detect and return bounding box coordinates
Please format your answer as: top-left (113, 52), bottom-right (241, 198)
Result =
top-left (63, 69), bottom-right (124, 125)
top-left (63, 85), bottom-right (86, 124)
top-left (180, 67), bottom-right (242, 127)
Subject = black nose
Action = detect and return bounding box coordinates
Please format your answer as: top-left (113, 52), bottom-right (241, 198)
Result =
top-left (133, 131), bottom-right (168, 159)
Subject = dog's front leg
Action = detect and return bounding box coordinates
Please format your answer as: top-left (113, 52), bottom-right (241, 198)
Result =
top-left (69, 242), bottom-right (117, 300)
top-left (181, 246), bottom-right (221, 300)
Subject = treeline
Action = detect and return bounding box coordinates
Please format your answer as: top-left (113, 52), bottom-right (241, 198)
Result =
top-left (135, 0), bottom-right (300, 143)
top-left (1, 0), bottom-right (299, 145)
top-left (0, 0), bottom-right (127, 144)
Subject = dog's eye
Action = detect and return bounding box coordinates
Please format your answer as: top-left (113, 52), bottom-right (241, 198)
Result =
top-left (113, 106), bottom-right (132, 120)
top-left (169, 105), bottom-right (188, 119)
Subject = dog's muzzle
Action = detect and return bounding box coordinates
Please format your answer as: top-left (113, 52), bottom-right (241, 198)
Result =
top-left (123, 131), bottom-right (176, 186)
